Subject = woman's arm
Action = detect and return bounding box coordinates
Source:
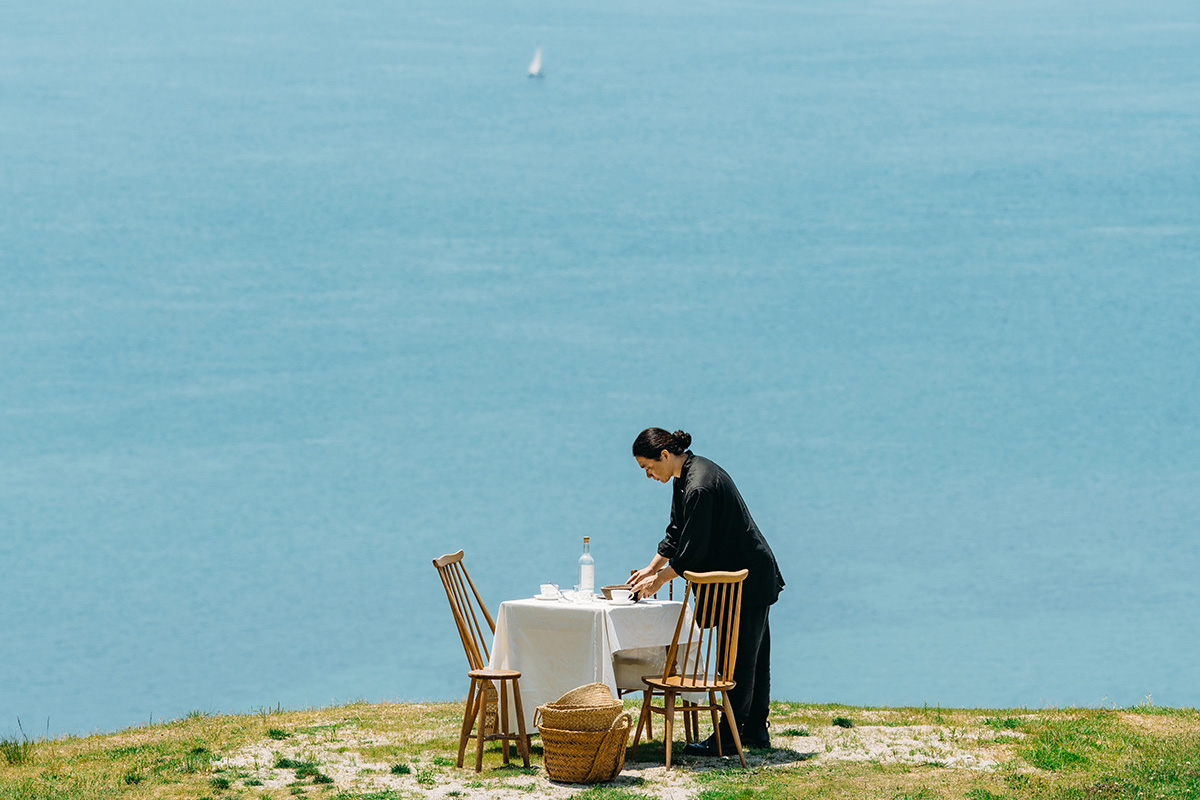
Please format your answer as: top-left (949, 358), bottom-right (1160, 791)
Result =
top-left (630, 553), bottom-right (670, 586)
top-left (665, 487), bottom-right (714, 577)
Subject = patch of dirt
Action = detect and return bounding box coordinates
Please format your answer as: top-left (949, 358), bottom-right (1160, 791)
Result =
top-left (218, 718), bottom-right (1022, 798)
top-left (777, 724), bottom-right (1021, 770)
top-left (1118, 712), bottom-right (1199, 737)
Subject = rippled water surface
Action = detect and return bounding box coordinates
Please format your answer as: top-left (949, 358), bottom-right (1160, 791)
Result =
top-left (2, 0), bottom-right (1198, 735)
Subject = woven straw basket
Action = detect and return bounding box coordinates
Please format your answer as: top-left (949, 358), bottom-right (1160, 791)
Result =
top-left (538, 713), bottom-right (632, 783)
top-left (481, 681), bottom-right (499, 736)
top-left (534, 682), bottom-right (624, 731)
top-left (534, 683), bottom-right (631, 783)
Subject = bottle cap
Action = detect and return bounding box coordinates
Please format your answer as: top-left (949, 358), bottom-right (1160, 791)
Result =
top-left (583, 536), bottom-right (589, 542)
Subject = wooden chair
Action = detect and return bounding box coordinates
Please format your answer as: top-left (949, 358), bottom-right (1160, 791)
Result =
top-left (432, 549), bottom-right (530, 771)
top-left (631, 569), bottom-right (749, 769)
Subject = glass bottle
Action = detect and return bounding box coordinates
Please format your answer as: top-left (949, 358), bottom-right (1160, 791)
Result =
top-left (578, 536), bottom-right (595, 594)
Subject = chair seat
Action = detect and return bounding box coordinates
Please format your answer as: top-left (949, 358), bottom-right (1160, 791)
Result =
top-left (642, 674), bottom-right (735, 692)
top-left (468, 668), bottom-right (521, 679)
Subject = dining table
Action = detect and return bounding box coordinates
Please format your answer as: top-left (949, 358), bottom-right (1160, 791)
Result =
top-left (487, 594), bottom-right (692, 732)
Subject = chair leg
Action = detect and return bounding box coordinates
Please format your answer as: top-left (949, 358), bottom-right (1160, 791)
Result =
top-left (511, 679), bottom-right (530, 768)
top-left (681, 699), bottom-right (693, 743)
top-left (632, 690), bottom-right (653, 757)
top-left (663, 691), bottom-right (676, 770)
top-left (708, 691), bottom-right (721, 753)
top-left (475, 680), bottom-right (488, 772)
top-left (638, 689), bottom-right (653, 740)
top-left (457, 679), bottom-right (479, 768)
top-left (499, 679), bottom-right (511, 764)
top-left (720, 691), bottom-right (747, 768)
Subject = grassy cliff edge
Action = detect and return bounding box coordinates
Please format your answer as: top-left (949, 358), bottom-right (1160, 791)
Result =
top-left (2, 700), bottom-right (1198, 799)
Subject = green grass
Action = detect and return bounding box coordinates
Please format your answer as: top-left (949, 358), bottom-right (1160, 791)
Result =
top-left (966, 790), bottom-right (1005, 800)
top-left (832, 716), bottom-right (854, 728)
top-left (2, 701), bottom-right (1199, 799)
top-left (573, 786), bottom-right (654, 799)
top-left (0, 737), bottom-right (35, 766)
top-left (982, 717), bottom-right (1025, 731)
top-left (493, 763), bottom-right (539, 775)
top-left (691, 707), bottom-right (1200, 800)
top-left (1019, 712), bottom-right (1115, 770)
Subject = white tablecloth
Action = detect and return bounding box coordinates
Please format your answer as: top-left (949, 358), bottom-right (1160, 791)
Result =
top-left (488, 597), bottom-right (687, 731)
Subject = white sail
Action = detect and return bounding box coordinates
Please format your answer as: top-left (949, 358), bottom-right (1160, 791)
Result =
top-left (528, 46), bottom-right (543, 77)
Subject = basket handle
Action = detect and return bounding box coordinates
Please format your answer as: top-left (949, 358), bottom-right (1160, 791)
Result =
top-left (582, 713), bottom-right (633, 783)
top-left (532, 707), bottom-right (543, 729)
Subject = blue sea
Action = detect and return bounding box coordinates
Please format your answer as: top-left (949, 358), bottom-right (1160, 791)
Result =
top-left (2, 0), bottom-right (1198, 737)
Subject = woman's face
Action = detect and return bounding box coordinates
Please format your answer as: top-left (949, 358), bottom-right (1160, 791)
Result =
top-left (635, 453), bottom-right (674, 483)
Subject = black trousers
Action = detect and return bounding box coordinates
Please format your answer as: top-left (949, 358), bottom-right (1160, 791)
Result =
top-left (717, 603), bottom-right (771, 742)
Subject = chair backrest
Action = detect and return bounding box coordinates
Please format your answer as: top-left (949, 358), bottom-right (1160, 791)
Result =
top-left (432, 549), bottom-right (496, 671)
top-left (661, 569), bottom-right (748, 685)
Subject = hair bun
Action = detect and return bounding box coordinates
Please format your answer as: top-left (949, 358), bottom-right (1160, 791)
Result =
top-left (672, 430), bottom-right (692, 449)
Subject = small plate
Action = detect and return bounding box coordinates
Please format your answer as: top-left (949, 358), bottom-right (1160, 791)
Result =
top-left (534, 593), bottom-right (560, 601)
top-left (608, 598), bottom-right (636, 606)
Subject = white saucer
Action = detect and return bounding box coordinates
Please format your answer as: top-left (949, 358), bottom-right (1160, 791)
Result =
top-left (534, 594), bottom-right (560, 601)
top-left (608, 598), bottom-right (636, 606)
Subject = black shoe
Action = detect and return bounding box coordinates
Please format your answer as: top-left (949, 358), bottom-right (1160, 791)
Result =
top-left (682, 734), bottom-right (737, 756)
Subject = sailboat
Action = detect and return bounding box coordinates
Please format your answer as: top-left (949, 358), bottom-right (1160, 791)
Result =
top-left (527, 46), bottom-right (543, 78)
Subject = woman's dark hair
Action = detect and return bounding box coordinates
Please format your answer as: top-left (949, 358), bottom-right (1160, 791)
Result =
top-left (632, 428), bottom-right (692, 459)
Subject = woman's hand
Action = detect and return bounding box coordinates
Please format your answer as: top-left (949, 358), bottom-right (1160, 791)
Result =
top-left (631, 565), bottom-right (678, 600)
top-left (629, 554), bottom-right (670, 588)
top-left (629, 565), bottom-right (657, 586)
top-left (631, 571), bottom-right (665, 600)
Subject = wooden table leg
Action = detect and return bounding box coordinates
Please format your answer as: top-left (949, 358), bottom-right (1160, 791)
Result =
top-left (511, 680), bottom-right (530, 768)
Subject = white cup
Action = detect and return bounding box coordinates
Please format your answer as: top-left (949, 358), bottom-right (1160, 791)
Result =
top-left (539, 583), bottom-right (558, 598)
top-left (610, 588), bottom-right (632, 603)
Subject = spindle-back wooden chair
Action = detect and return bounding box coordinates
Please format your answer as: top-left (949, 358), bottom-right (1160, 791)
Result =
top-left (433, 549), bottom-right (530, 771)
top-left (630, 569), bottom-right (749, 769)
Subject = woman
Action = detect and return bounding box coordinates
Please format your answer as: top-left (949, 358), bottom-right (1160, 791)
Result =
top-left (629, 428), bottom-right (785, 753)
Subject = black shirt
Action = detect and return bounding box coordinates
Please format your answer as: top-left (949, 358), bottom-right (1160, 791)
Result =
top-left (656, 452), bottom-right (785, 607)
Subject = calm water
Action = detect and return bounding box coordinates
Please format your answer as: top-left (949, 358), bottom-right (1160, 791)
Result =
top-left (2, 0), bottom-right (1199, 736)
